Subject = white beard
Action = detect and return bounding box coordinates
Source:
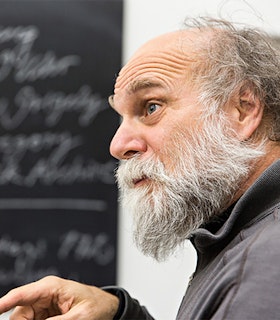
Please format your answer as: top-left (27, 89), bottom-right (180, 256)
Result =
top-left (116, 115), bottom-right (265, 261)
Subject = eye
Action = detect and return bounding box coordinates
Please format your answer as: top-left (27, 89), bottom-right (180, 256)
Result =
top-left (147, 103), bottom-right (160, 115)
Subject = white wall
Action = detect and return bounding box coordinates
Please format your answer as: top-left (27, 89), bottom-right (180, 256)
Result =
top-left (117, 1), bottom-right (280, 320)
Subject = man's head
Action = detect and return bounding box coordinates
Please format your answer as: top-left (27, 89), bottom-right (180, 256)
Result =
top-left (109, 18), bottom-right (280, 261)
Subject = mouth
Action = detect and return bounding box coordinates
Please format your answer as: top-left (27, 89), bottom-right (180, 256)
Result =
top-left (132, 175), bottom-right (149, 187)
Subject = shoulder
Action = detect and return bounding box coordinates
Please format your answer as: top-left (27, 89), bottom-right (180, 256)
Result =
top-left (246, 211), bottom-right (280, 258)
top-left (234, 210), bottom-right (280, 283)
top-left (222, 211), bottom-right (280, 319)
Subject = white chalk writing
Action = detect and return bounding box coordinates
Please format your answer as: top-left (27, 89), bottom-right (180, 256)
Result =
top-left (0, 25), bottom-right (115, 187)
top-left (0, 85), bottom-right (108, 130)
top-left (0, 235), bottom-right (53, 285)
top-left (0, 132), bottom-right (116, 186)
top-left (0, 25), bottom-right (38, 44)
top-left (58, 230), bottom-right (115, 265)
top-left (0, 25), bottom-right (80, 82)
top-left (0, 131), bottom-right (82, 160)
top-left (0, 231), bottom-right (115, 285)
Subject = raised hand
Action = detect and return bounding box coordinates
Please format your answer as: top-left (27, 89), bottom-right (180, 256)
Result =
top-left (0, 276), bottom-right (119, 320)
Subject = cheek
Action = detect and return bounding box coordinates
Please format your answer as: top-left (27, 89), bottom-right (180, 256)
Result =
top-left (148, 126), bottom-right (174, 155)
top-left (145, 109), bottom-right (200, 161)
top-left (148, 128), bottom-right (182, 170)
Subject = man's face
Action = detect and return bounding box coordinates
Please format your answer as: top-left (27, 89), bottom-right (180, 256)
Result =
top-left (109, 31), bottom-right (264, 261)
top-left (109, 31), bottom-right (204, 174)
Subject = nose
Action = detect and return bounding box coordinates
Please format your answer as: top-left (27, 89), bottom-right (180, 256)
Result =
top-left (110, 120), bottom-right (147, 160)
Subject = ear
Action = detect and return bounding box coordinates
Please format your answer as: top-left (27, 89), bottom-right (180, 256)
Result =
top-left (230, 86), bottom-right (264, 141)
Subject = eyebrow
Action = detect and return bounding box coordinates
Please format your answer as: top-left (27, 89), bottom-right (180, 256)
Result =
top-left (108, 78), bottom-right (164, 109)
top-left (127, 78), bottom-right (164, 94)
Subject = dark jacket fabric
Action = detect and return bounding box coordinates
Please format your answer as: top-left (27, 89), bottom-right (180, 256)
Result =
top-left (104, 160), bottom-right (280, 320)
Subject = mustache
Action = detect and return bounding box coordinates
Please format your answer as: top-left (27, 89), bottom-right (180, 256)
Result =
top-left (116, 155), bottom-right (169, 189)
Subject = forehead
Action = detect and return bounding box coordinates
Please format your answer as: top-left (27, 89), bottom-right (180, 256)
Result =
top-left (114, 30), bottom-right (198, 96)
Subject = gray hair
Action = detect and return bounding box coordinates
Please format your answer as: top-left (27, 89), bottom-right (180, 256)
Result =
top-left (185, 17), bottom-right (280, 141)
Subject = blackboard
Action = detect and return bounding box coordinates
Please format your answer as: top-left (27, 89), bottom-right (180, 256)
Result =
top-left (0, 0), bottom-right (122, 295)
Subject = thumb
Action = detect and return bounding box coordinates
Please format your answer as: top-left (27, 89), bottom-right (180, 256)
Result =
top-left (45, 308), bottom-right (91, 320)
top-left (45, 301), bottom-right (113, 320)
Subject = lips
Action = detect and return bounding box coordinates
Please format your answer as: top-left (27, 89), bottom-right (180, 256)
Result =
top-left (132, 175), bottom-right (148, 187)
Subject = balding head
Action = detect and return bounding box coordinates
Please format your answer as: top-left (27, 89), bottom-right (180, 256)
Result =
top-left (114, 28), bottom-right (213, 95)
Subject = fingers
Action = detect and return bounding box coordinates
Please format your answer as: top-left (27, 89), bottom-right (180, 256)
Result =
top-left (0, 284), bottom-right (35, 314)
top-left (45, 307), bottom-right (90, 320)
top-left (9, 304), bottom-right (89, 320)
top-left (0, 276), bottom-right (61, 314)
top-left (0, 277), bottom-right (119, 320)
top-left (10, 306), bottom-right (34, 320)
top-left (48, 292), bottom-right (119, 320)
top-left (45, 303), bottom-right (112, 320)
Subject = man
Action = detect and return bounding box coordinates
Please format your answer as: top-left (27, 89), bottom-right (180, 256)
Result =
top-left (0, 17), bottom-right (280, 319)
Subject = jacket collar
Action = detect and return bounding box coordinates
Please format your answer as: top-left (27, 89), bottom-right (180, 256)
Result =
top-left (191, 160), bottom-right (280, 254)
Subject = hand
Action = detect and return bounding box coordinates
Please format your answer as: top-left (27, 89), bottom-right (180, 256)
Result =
top-left (0, 276), bottom-right (119, 320)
